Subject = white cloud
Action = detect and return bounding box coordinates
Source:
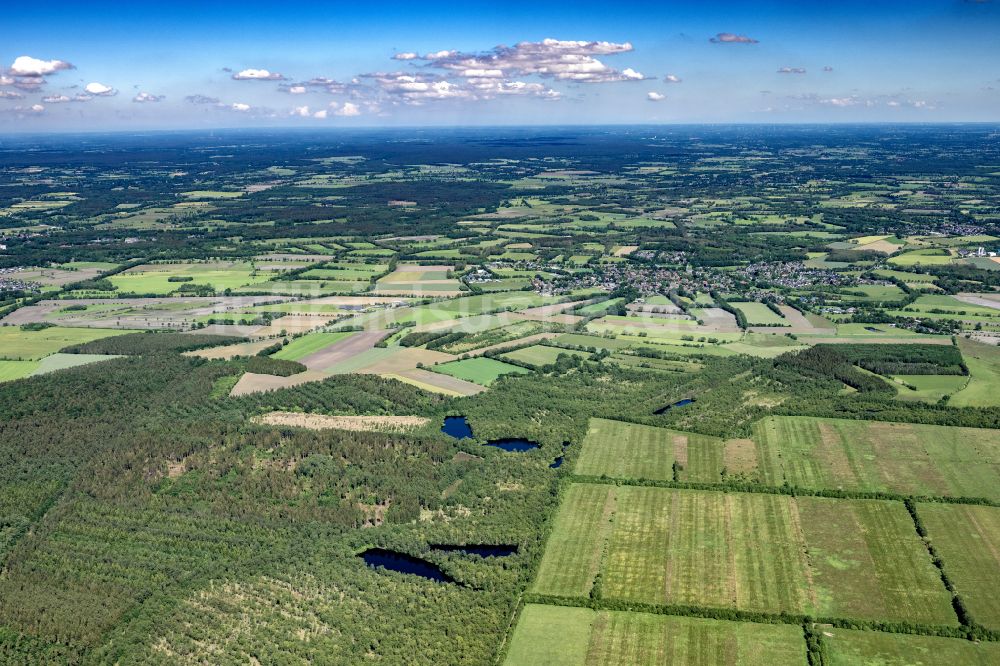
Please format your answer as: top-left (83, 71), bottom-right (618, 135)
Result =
top-left (647, 91), bottom-right (666, 101)
top-left (231, 102), bottom-right (252, 112)
top-left (664, 74), bottom-right (682, 83)
top-left (405, 38), bottom-right (644, 83)
top-left (710, 33), bottom-right (759, 44)
top-left (313, 109), bottom-right (328, 119)
top-left (0, 90), bottom-right (23, 99)
top-left (132, 92), bottom-right (164, 103)
top-left (3, 103), bottom-right (46, 115)
top-left (185, 94), bottom-right (220, 104)
top-left (286, 85), bottom-right (307, 94)
top-left (9, 55), bottom-right (73, 76)
top-left (43, 93), bottom-right (92, 103)
top-left (393, 52), bottom-right (418, 60)
top-left (85, 82), bottom-right (117, 96)
top-left (334, 102), bottom-right (361, 116)
top-left (232, 68), bottom-right (287, 81)
top-left (291, 105), bottom-right (311, 117)
top-left (777, 67), bottom-right (807, 74)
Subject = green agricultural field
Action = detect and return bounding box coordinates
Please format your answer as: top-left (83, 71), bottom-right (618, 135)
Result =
top-left (554, 333), bottom-right (631, 350)
top-left (31, 353), bottom-right (122, 376)
top-left (950, 337), bottom-right (1000, 407)
top-left (574, 298), bottom-right (625, 316)
top-left (271, 331), bottom-right (355, 361)
top-left (919, 503), bottom-right (1000, 630)
top-left (500, 345), bottom-right (587, 367)
top-left (0, 359), bottom-right (39, 382)
top-left (824, 627), bottom-right (1000, 665)
top-left (753, 416), bottom-right (1000, 500)
top-left (109, 261), bottom-right (269, 294)
top-left (531, 484), bottom-right (616, 598)
top-left (432, 357), bottom-right (530, 385)
top-left (889, 249), bottom-right (953, 267)
top-left (0, 327), bottom-right (130, 361)
top-left (504, 605), bottom-right (807, 666)
top-left (534, 485), bottom-right (955, 625)
top-left (730, 302), bottom-right (787, 326)
top-left (574, 418), bottom-right (723, 483)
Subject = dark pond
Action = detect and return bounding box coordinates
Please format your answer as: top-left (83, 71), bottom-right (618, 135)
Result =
top-left (442, 416), bottom-right (473, 439)
top-left (550, 456), bottom-right (564, 468)
top-left (864, 326), bottom-right (882, 333)
top-left (431, 544), bottom-right (519, 557)
top-left (359, 548), bottom-right (454, 583)
top-left (654, 397), bottom-right (695, 415)
top-left (485, 438), bottom-right (540, 452)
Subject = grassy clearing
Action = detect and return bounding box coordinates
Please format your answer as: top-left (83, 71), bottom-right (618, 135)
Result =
top-left (574, 418), bottom-right (723, 483)
top-left (500, 345), bottom-right (587, 367)
top-left (537, 485), bottom-right (954, 624)
top-left (0, 327), bottom-right (130, 361)
top-left (431, 357), bottom-right (529, 386)
top-left (951, 337), bottom-right (1000, 407)
top-left (823, 627), bottom-right (1000, 665)
top-left (504, 605), bottom-right (807, 666)
top-left (31, 353), bottom-right (121, 376)
top-left (891, 374), bottom-right (968, 402)
top-left (919, 503), bottom-right (1000, 630)
top-left (753, 416), bottom-right (1000, 500)
top-left (271, 331), bottom-right (355, 361)
top-left (0, 359), bottom-right (39, 382)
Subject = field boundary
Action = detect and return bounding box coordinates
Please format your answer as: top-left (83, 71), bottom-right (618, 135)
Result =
top-left (567, 473), bottom-right (1000, 508)
top-left (521, 593), bottom-right (998, 642)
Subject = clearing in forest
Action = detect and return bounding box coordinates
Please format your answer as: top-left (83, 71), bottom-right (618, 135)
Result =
top-left (253, 412), bottom-right (430, 432)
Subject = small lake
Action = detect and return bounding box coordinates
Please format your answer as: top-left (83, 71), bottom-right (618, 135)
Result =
top-left (359, 548), bottom-right (454, 583)
top-left (442, 416), bottom-right (473, 439)
top-left (485, 438), bottom-right (540, 452)
top-left (431, 544), bottom-right (518, 557)
top-left (654, 397), bottom-right (695, 415)
top-left (550, 456), bottom-right (564, 468)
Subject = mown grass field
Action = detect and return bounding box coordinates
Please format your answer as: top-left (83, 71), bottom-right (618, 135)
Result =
top-left (533, 485), bottom-right (955, 625)
top-left (730, 302), bottom-right (787, 325)
top-left (753, 416), bottom-right (1000, 500)
top-left (271, 331), bottom-right (355, 361)
top-left (891, 374), bottom-right (968, 402)
top-left (0, 359), bottom-right (39, 382)
top-left (500, 345), bottom-right (586, 367)
top-left (31, 353), bottom-right (121, 376)
top-left (574, 418), bottom-right (724, 483)
top-left (919, 503), bottom-right (1000, 630)
top-left (431, 357), bottom-right (529, 386)
top-left (531, 484), bottom-right (616, 598)
top-left (0, 326), bottom-right (130, 361)
top-left (108, 261), bottom-right (268, 294)
top-left (504, 605), bottom-right (807, 666)
top-left (823, 627), bottom-right (1000, 665)
top-left (950, 337), bottom-right (1000, 407)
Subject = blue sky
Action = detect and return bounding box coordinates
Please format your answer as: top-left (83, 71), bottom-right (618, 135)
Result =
top-left (1, 0), bottom-right (998, 130)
